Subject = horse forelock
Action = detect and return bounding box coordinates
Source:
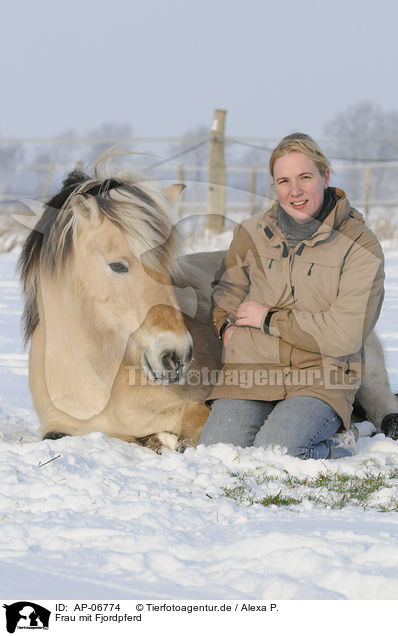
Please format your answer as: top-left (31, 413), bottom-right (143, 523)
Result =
top-left (19, 168), bottom-right (181, 342)
top-left (95, 181), bottom-right (181, 276)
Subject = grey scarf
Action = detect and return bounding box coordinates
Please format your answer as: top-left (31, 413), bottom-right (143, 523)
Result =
top-left (277, 188), bottom-right (339, 248)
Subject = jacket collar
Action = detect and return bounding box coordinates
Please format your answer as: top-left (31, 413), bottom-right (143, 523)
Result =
top-left (261, 188), bottom-right (361, 250)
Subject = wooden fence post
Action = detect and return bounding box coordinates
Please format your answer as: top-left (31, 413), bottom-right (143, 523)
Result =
top-left (43, 162), bottom-right (55, 199)
top-left (364, 165), bottom-right (371, 218)
top-left (249, 165), bottom-right (256, 215)
top-left (207, 109), bottom-right (227, 232)
top-left (177, 164), bottom-right (185, 217)
top-left (267, 170), bottom-right (277, 205)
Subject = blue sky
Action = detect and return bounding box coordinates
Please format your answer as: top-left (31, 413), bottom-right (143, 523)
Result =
top-left (1, 0), bottom-right (397, 139)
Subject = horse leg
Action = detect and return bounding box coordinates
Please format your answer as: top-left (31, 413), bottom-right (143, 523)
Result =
top-left (355, 332), bottom-right (398, 439)
top-left (176, 402), bottom-right (210, 451)
top-left (136, 402), bottom-right (210, 453)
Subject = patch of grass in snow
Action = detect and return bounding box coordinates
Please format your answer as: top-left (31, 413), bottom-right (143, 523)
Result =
top-left (221, 473), bottom-right (302, 508)
top-left (220, 465), bottom-right (398, 511)
top-left (257, 491), bottom-right (303, 507)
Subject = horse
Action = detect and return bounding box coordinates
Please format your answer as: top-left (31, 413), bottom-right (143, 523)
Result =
top-left (19, 167), bottom-right (398, 451)
top-left (19, 167), bottom-right (221, 452)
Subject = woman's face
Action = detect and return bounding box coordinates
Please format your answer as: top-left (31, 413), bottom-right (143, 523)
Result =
top-left (273, 152), bottom-right (330, 224)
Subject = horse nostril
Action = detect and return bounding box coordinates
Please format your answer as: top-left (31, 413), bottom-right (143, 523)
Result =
top-left (161, 351), bottom-right (171, 370)
top-left (157, 346), bottom-right (192, 384)
top-left (161, 350), bottom-right (179, 371)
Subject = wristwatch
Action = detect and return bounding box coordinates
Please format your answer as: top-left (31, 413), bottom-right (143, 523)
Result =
top-left (219, 319), bottom-right (233, 341)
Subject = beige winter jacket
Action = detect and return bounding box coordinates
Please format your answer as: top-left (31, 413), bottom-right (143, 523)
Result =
top-left (209, 188), bottom-right (385, 429)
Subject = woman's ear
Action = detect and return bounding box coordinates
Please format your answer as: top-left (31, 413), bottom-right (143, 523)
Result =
top-left (324, 168), bottom-right (331, 189)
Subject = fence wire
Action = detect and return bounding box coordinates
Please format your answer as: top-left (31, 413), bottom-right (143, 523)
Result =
top-left (0, 136), bottom-right (398, 251)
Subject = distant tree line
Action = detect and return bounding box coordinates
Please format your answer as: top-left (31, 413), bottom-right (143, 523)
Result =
top-left (1, 103), bottom-right (398, 207)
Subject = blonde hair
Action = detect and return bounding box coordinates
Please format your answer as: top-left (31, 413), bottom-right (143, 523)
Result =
top-left (269, 132), bottom-right (331, 178)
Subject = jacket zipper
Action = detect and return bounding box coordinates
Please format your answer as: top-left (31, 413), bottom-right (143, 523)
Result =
top-left (289, 250), bottom-right (295, 300)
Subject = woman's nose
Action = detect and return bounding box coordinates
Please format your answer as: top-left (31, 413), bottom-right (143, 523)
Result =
top-left (290, 180), bottom-right (303, 196)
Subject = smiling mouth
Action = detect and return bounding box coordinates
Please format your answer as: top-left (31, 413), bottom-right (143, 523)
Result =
top-left (291, 200), bottom-right (308, 209)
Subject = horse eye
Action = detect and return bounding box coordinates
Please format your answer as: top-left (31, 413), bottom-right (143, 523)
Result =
top-left (109, 262), bottom-right (129, 273)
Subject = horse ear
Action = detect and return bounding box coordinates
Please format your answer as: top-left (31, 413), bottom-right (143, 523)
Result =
top-left (72, 193), bottom-right (101, 225)
top-left (163, 184), bottom-right (186, 206)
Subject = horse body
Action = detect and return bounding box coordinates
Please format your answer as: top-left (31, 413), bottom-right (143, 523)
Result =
top-left (20, 168), bottom-right (398, 450)
top-left (28, 249), bottom-right (222, 450)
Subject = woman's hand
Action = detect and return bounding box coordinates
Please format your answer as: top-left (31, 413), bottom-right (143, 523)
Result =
top-left (235, 301), bottom-right (269, 329)
top-left (223, 301), bottom-right (269, 346)
top-left (223, 324), bottom-right (238, 346)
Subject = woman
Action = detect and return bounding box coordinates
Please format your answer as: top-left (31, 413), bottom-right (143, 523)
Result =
top-left (199, 133), bottom-right (384, 459)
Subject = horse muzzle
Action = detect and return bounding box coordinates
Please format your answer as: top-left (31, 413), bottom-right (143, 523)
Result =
top-left (141, 333), bottom-right (193, 385)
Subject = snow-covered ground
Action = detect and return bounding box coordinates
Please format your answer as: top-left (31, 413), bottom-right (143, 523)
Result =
top-left (1, 245), bottom-right (398, 601)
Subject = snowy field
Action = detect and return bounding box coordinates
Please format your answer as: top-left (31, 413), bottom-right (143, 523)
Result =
top-left (0, 244), bottom-right (398, 602)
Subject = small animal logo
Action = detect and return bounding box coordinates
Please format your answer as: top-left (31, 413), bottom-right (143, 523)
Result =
top-left (2, 602), bottom-right (51, 633)
top-left (188, 369), bottom-right (202, 385)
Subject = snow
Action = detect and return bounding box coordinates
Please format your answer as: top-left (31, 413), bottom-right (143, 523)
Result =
top-left (1, 246), bottom-right (398, 602)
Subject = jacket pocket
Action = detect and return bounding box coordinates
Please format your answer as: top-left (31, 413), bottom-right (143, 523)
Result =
top-left (224, 326), bottom-right (281, 364)
top-left (320, 354), bottom-right (361, 390)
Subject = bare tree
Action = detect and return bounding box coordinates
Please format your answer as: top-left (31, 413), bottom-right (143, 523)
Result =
top-left (86, 122), bottom-right (134, 158)
top-left (324, 101), bottom-right (398, 158)
top-left (0, 142), bottom-right (25, 194)
top-left (167, 124), bottom-right (209, 183)
top-left (323, 101), bottom-right (398, 205)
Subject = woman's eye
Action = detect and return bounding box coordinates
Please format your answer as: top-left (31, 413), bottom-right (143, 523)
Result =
top-left (109, 262), bottom-right (129, 273)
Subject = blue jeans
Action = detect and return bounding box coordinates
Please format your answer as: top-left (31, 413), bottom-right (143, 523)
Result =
top-left (199, 397), bottom-right (350, 459)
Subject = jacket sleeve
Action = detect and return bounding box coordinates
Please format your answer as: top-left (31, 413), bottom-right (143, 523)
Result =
top-left (268, 232), bottom-right (385, 357)
top-left (212, 224), bottom-right (253, 335)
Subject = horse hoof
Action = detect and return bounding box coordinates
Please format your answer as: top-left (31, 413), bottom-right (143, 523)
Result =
top-left (380, 414), bottom-right (398, 440)
top-left (136, 432), bottom-right (177, 453)
top-left (156, 432), bottom-right (178, 452)
top-left (43, 432), bottom-right (68, 440)
top-left (176, 438), bottom-right (195, 453)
